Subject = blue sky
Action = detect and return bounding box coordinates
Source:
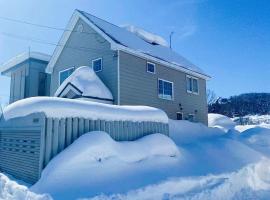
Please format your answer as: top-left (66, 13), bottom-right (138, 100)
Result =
top-left (0, 0), bottom-right (269, 104)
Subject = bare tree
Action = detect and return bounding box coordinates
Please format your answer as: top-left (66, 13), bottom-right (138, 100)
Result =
top-left (207, 89), bottom-right (217, 105)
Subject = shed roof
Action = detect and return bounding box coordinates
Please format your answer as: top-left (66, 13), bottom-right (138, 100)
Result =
top-left (0, 52), bottom-right (50, 76)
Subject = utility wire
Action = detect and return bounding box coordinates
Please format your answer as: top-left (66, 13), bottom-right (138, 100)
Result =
top-left (0, 16), bottom-right (99, 36)
top-left (0, 31), bottom-right (112, 54)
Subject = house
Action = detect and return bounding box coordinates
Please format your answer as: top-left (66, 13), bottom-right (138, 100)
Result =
top-left (0, 9), bottom-right (210, 124)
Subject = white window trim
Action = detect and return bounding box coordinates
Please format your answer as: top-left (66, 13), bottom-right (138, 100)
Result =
top-left (58, 67), bottom-right (75, 86)
top-left (186, 75), bottom-right (199, 95)
top-left (176, 112), bottom-right (183, 120)
top-left (158, 78), bottom-right (174, 101)
top-left (146, 61), bottom-right (156, 74)
top-left (92, 57), bottom-right (103, 72)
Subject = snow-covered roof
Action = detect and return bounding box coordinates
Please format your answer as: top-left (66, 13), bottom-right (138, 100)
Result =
top-left (3, 97), bottom-right (168, 123)
top-left (54, 66), bottom-right (113, 101)
top-left (0, 52), bottom-right (51, 76)
top-left (46, 10), bottom-right (210, 79)
top-left (79, 10), bottom-right (208, 78)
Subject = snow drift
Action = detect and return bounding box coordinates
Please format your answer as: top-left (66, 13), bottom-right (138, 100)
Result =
top-left (87, 159), bottom-right (270, 200)
top-left (32, 132), bottom-right (180, 199)
top-left (54, 66), bottom-right (113, 101)
top-left (2, 97), bottom-right (168, 123)
top-left (208, 113), bottom-right (236, 131)
top-left (0, 174), bottom-right (51, 200)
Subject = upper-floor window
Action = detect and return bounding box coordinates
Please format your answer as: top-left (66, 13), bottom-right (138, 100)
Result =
top-left (158, 79), bottom-right (174, 100)
top-left (92, 58), bottom-right (103, 72)
top-left (147, 62), bottom-right (156, 74)
top-left (186, 75), bottom-right (199, 94)
top-left (59, 67), bottom-right (75, 85)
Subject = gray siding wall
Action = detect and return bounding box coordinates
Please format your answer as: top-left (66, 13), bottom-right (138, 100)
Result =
top-left (119, 51), bottom-right (208, 124)
top-left (27, 59), bottom-right (50, 97)
top-left (50, 19), bottom-right (118, 103)
top-left (9, 61), bottom-right (29, 103)
top-left (9, 59), bottom-right (49, 104)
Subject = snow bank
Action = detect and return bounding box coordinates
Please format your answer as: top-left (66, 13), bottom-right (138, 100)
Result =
top-left (208, 113), bottom-right (236, 132)
top-left (169, 119), bottom-right (225, 144)
top-left (2, 97), bottom-right (168, 123)
top-left (32, 132), bottom-right (180, 199)
top-left (0, 173), bottom-right (51, 200)
top-left (87, 159), bottom-right (270, 200)
top-left (54, 66), bottom-right (113, 101)
top-left (239, 127), bottom-right (270, 155)
top-left (122, 25), bottom-right (168, 47)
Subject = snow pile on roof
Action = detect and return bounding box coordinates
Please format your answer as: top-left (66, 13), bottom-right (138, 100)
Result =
top-left (32, 132), bottom-right (179, 199)
top-left (3, 97), bottom-right (168, 123)
top-left (54, 66), bottom-right (113, 100)
top-left (208, 113), bottom-right (236, 132)
top-left (0, 52), bottom-right (50, 75)
top-left (0, 173), bottom-right (51, 200)
top-left (78, 10), bottom-right (208, 78)
top-left (122, 25), bottom-right (168, 47)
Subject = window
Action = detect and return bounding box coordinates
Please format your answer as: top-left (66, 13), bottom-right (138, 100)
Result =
top-left (186, 75), bottom-right (199, 94)
top-left (188, 114), bottom-right (195, 122)
top-left (92, 58), bottom-right (102, 72)
top-left (59, 67), bottom-right (75, 85)
top-left (158, 79), bottom-right (173, 100)
top-left (147, 62), bottom-right (155, 74)
top-left (176, 112), bottom-right (183, 120)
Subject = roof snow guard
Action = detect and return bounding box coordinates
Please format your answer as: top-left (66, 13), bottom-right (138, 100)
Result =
top-left (46, 10), bottom-right (210, 80)
top-left (0, 52), bottom-right (51, 76)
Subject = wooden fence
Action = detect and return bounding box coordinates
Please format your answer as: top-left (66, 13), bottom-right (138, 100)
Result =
top-left (0, 112), bottom-right (169, 184)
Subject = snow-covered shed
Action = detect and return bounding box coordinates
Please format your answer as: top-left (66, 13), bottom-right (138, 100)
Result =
top-left (54, 66), bottom-right (113, 104)
top-left (0, 97), bottom-right (169, 184)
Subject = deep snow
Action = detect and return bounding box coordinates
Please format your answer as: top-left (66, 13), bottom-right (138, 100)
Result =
top-left (54, 66), bottom-right (113, 101)
top-left (2, 97), bottom-right (168, 123)
top-left (1, 115), bottom-right (270, 200)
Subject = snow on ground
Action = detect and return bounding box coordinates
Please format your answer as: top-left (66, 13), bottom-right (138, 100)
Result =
top-left (2, 114), bottom-right (270, 200)
top-left (2, 97), bottom-right (168, 123)
top-left (54, 66), bottom-right (113, 101)
top-left (31, 132), bottom-right (180, 200)
top-left (0, 173), bottom-right (51, 200)
top-left (208, 113), bottom-right (236, 132)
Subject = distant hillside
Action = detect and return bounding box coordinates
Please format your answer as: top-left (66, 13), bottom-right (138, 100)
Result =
top-left (208, 93), bottom-right (270, 117)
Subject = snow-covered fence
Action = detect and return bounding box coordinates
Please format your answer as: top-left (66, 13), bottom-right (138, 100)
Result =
top-left (0, 97), bottom-right (169, 184)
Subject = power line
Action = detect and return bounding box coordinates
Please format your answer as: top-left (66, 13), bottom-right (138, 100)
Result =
top-left (0, 15), bottom-right (99, 36)
top-left (0, 31), bottom-right (112, 54)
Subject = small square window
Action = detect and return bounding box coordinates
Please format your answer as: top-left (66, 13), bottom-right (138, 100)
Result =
top-left (92, 58), bottom-right (102, 72)
top-left (147, 62), bottom-right (155, 74)
top-left (177, 112), bottom-right (183, 120)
